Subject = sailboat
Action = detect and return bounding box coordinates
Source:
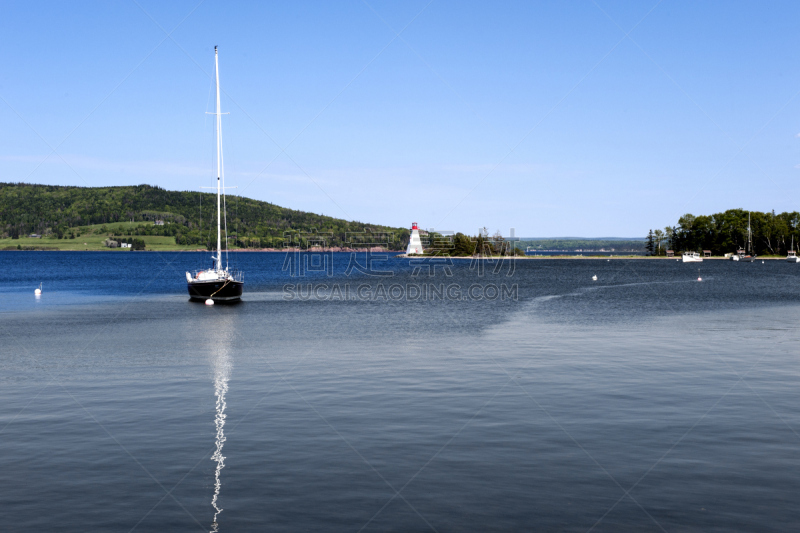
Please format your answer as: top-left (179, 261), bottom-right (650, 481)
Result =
top-left (186, 46), bottom-right (244, 302)
top-left (787, 236), bottom-right (800, 263)
top-left (738, 212), bottom-right (756, 262)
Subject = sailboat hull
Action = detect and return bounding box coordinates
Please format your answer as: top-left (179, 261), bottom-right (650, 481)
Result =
top-left (188, 280), bottom-right (244, 301)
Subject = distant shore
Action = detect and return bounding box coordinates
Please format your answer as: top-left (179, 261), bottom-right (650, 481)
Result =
top-left (2, 247), bottom-right (788, 260)
top-left (399, 254), bottom-right (787, 260)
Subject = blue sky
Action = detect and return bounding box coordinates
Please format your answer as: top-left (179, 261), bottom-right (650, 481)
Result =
top-left (2, 1), bottom-right (799, 237)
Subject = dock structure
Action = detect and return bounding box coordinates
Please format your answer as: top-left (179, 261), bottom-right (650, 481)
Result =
top-left (406, 222), bottom-right (424, 255)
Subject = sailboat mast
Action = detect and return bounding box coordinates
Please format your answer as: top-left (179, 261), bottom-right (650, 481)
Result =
top-left (214, 46), bottom-right (222, 271)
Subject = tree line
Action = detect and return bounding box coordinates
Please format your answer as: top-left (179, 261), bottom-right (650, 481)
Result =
top-left (647, 209), bottom-right (800, 256)
top-left (422, 229), bottom-right (524, 257)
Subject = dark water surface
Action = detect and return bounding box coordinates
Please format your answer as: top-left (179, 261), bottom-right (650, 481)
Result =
top-left (2, 251), bottom-right (800, 532)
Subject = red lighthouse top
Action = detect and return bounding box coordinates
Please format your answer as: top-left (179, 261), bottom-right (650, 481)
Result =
top-left (411, 222), bottom-right (418, 230)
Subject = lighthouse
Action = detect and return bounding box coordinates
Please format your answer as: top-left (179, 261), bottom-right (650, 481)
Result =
top-left (406, 222), bottom-right (424, 255)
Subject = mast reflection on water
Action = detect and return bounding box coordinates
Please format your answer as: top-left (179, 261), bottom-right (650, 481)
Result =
top-left (209, 317), bottom-right (232, 532)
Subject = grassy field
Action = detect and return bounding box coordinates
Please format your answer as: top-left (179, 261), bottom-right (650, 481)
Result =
top-left (0, 223), bottom-right (200, 251)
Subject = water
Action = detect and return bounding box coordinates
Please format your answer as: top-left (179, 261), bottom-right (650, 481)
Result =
top-left (2, 251), bottom-right (800, 531)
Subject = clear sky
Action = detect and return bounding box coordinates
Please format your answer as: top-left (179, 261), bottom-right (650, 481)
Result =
top-left (2, 1), bottom-right (799, 237)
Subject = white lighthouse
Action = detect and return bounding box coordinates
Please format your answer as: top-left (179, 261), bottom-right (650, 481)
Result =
top-left (406, 222), bottom-right (424, 255)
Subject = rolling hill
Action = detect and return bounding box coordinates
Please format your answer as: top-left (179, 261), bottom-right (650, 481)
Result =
top-left (0, 182), bottom-right (409, 250)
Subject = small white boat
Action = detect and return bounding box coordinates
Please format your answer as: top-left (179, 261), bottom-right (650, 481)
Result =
top-left (787, 237), bottom-right (800, 263)
top-left (682, 252), bottom-right (703, 263)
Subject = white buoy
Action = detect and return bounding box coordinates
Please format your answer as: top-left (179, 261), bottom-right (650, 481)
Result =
top-left (205, 298), bottom-right (214, 306)
top-left (698, 277), bottom-right (702, 281)
top-left (34, 283), bottom-right (42, 295)
top-left (762, 261), bottom-right (764, 264)
top-left (592, 275), bottom-right (597, 281)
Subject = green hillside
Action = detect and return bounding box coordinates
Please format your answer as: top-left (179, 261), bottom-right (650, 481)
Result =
top-left (0, 182), bottom-right (409, 250)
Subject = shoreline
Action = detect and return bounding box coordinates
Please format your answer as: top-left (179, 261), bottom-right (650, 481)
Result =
top-left (2, 248), bottom-right (788, 260)
top-left (400, 254), bottom-right (786, 260)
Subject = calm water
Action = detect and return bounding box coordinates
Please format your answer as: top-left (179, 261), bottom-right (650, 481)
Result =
top-left (2, 251), bottom-right (800, 532)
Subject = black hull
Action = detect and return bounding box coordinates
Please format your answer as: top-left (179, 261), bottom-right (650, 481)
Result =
top-left (188, 280), bottom-right (244, 301)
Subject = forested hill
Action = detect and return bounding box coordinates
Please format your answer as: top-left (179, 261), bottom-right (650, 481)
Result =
top-left (0, 182), bottom-right (408, 249)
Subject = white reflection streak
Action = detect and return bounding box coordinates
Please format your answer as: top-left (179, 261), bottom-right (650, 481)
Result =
top-left (209, 325), bottom-right (232, 532)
